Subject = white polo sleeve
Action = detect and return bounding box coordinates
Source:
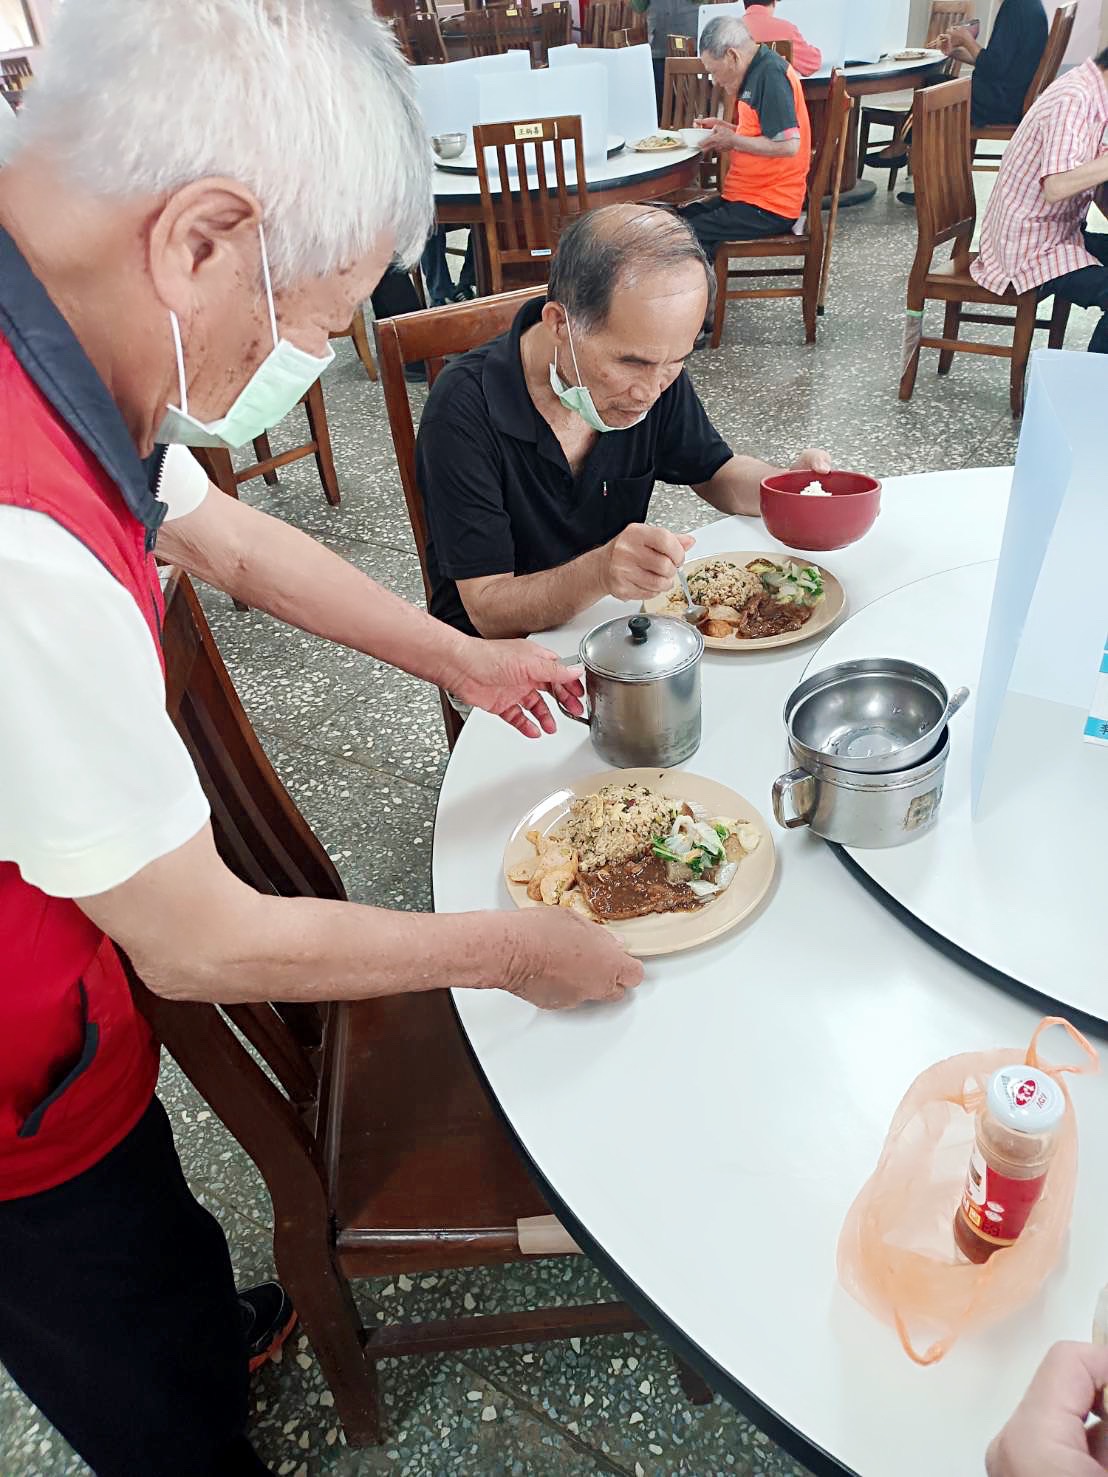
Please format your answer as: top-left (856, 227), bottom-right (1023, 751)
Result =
top-left (157, 443), bottom-right (209, 522)
top-left (0, 506), bottom-right (210, 899)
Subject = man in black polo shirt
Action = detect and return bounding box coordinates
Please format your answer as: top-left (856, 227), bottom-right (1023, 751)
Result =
top-left (417, 205), bottom-right (830, 638)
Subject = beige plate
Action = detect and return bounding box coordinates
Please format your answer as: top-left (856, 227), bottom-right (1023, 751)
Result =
top-left (632, 135), bottom-right (684, 152)
top-left (643, 551), bottom-right (845, 652)
top-left (502, 768), bottom-right (776, 958)
top-left (891, 48), bottom-right (927, 59)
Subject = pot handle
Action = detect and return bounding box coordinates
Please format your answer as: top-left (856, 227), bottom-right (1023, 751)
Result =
top-left (553, 659), bottom-right (591, 727)
top-left (772, 768), bottom-right (816, 830)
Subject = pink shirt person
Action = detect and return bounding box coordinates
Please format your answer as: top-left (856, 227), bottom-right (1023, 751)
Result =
top-left (740, 0), bottom-right (822, 77)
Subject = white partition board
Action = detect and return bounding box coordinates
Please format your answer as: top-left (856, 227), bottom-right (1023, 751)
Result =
top-left (413, 53), bottom-right (531, 138)
top-left (478, 63), bottom-right (609, 162)
top-left (698, 0), bottom-right (848, 66)
top-left (549, 41), bottom-right (657, 139)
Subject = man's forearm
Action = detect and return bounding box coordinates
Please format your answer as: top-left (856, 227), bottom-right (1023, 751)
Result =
top-left (1043, 153), bottom-right (1108, 204)
top-left (159, 491), bottom-right (472, 690)
top-left (730, 134), bottom-right (799, 158)
top-left (693, 454), bottom-right (780, 516)
top-left (461, 547), bottom-right (609, 638)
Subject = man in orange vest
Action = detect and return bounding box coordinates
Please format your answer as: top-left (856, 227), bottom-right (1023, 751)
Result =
top-left (680, 15), bottom-right (812, 263)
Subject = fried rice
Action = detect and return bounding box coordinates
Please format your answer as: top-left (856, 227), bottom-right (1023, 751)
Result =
top-left (559, 783), bottom-right (678, 871)
top-left (685, 560), bottom-right (762, 610)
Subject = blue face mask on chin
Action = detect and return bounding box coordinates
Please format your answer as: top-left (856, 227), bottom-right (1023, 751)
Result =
top-left (548, 315), bottom-right (649, 434)
top-left (155, 222), bottom-right (335, 451)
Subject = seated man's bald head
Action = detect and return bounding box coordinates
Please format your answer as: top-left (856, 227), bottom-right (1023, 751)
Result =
top-left (547, 204), bottom-right (714, 332)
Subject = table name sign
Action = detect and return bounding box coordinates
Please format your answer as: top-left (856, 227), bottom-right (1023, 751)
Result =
top-left (971, 351), bottom-right (1108, 813)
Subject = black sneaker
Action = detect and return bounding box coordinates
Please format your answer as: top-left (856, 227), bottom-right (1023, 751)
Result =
top-left (403, 361), bottom-right (429, 384)
top-left (239, 1282), bottom-right (297, 1373)
top-left (896, 190), bottom-right (916, 207)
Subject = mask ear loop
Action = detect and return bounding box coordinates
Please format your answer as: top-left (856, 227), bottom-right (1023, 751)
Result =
top-left (257, 221), bottom-right (279, 350)
top-left (168, 310), bottom-right (189, 415)
top-left (564, 314), bottom-right (586, 389)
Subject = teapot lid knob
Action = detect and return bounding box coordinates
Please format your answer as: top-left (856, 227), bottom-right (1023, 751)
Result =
top-left (628, 615), bottom-right (651, 644)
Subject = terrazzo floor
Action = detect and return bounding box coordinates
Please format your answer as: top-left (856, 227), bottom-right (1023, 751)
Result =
top-left (2, 172), bottom-right (1102, 1477)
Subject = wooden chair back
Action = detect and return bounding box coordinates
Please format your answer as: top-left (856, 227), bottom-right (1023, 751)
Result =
top-left (767, 36), bottom-right (793, 65)
top-left (493, 2), bottom-right (537, 52)
top-left (612, 25), bottom-right (631, 45)
top-left (472, 114), bottom-right (589, 293)
top-left (1023, 1), bottom-right (1076, 113)
top-left (911, 77), bottom-right (975, 269)
top-left (801, 70), bottom-right (851, 269)
top-left (541, 0), bottom-right (572, 53)
top-left (372, 289), bottom-right (545, 747)
top-left (660, 57), bottom-right (725, 188)
top-left (457, 5), bottom-right (502, 54)
top-left (667, 32), bottom-right (695, 57)
top-left (404, 8), bottom-right (449, 62)
top-left (925, 0), bottom-right (972, 44)
top-left (585, 0), bottom-right (622, 47)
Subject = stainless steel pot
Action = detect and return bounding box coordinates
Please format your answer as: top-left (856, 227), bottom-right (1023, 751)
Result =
top-left (785, 658), bottom-right (966, 775)
top-left (772, 732), bottom-right (949, 847)
top-left (557, 614), bottom-right (703, 768)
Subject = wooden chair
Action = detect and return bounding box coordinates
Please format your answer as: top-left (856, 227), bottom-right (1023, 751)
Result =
top-left (193, 376), bottom-right (341, 507)
top-left (132, 568), bottom-right (643, 1446)
top-left (611, 25), bottom-right (631, 45)
top-left (584, 0), bottom-right (622, 47)
top-left (472, 114), bottom-right (589, 294)
top-left (667, 33), bottom-right (695, 57)
top-left (373, 288), bottom-right (545, 749)
top-left (710, 71), bottom-right (853, 348)
top-left (858, 0), bottom-right (972, 191)
top-left (540, 0), bottom-right (573, 57)
top-left (898, 78), bottom-right (1070, 419)
top-left (492, 2), bottom-right (537, 54)
top-left (456, 5), bottom-right (502, 55)
top-left (329, 307), bottom-right (377, 381)
top-left (657, 57), bottom-right (726, 203)
top-left (403, 8), bottom-right (449, 62)
top-left (766, 36), bottom-right (793, 66)
top-left (971, 1), bottom-right (1076, 172)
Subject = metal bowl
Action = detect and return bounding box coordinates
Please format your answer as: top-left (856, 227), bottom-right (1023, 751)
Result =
top-left (784, 658), bottom-right (950, 774)
top-left (431, 132), bottom-right (467, 160)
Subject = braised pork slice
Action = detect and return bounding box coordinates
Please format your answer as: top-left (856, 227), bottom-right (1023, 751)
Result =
top-left (577, 854), bottom-right (704, 922)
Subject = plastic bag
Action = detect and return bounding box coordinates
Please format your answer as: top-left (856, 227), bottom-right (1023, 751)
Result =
top-left (837, 1016), bottom-right (1098, 1365)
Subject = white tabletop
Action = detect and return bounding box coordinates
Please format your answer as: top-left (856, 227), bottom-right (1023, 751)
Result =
top-left (806, 48), bottom-right (947, 84)
top-left (433, 139), bottom-right (699, 202)
top-left (434, 467), bottom-right (1108, 1477)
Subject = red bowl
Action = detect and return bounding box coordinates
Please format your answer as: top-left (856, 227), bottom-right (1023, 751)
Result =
top-left (760, 470), bottom-right (881, 552)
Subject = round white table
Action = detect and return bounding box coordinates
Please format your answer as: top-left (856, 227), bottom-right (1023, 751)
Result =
top-left (432, 137), bottom-right (701, 208)
top-left (434, 467), bottom-right (1108, 1477)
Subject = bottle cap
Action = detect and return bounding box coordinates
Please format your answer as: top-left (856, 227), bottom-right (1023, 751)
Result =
top-left (986, 1065), bottom-right (1065, 1134)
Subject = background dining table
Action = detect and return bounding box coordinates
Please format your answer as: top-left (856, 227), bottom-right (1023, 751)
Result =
top-left (433, 465), bottom-right (1108, 1477)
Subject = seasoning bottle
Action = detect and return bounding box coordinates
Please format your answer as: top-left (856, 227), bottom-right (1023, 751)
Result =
top-left (953, 1065), bottom-right (1065, 1264)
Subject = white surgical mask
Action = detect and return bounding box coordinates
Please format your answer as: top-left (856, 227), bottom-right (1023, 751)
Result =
top-left (548, 316), bottom-right (648, 434)
top-left (156, 223), bottom-right (335, 450)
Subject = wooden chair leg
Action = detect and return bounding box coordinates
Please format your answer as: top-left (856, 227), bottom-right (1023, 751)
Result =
top-left (440, 689), bottom-right (466, 751)
top-left (303, 379), bottom-right (341, 507)
top-left (802, 249), bottom-right (820, 345)
top-left (1010, 296), bottom-right (1037, 418)
top-left (272, 1219), bottom-right (382, 1447)
top-left (674, 1355), bottom-right (713, 1406)
top-left (709, 254), bottom-right (728, 349)
top-left (898, 300), bottom-right (925, 403)
top-left (409, 267), bottom-right (427, 311)
top-left (349, 307), bottom-right (379, 382)
top-left (200, 447), bottom-right (240, 502)
top-left (252, 432), bottom-right (279, 485)
top-left (888, 160), bottom-right (899, 193)
top-left (937, 300), bottom-right (961, 375)
top-left (1048, 293), bottom-right (1072, 350)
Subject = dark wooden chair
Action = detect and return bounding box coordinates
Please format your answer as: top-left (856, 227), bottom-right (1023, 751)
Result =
top-left (666, 32), bottom-right (695, 57)
top-left (192, 376), bottom-right (340, 508)
top-left (133, 568), bottom-right (645, 1446)
top-left (540, 0), bottom-right (573, 57)
top-left (472, 114), bottom-right (589, 293)
top-left (858, 0), bottom-right (971, 193)
top-left (492, 1), bottom-right (539, 55)
top-left (456, 5), bottom-right (502, 55)
top-left (710, 70), bottom-right (853, 347)
top-left (329, 307), bottom-right (377, 381)
top-left (403, 8), bottom-right (449, 62)
top-left (766, 36), bottom-right (793, 66)
top-left (657, 57), bottom-right (725, 204)
top-left (611, 25), bottom-right (631, 45)
top-left (971, 1), bottom-right (1076, 172)
top-left (583, 0), bottom-right (622, 48)
top-left (898, 77), bottom-right (1071, 418)
top-left (373, 288), bottom-right (545, 750)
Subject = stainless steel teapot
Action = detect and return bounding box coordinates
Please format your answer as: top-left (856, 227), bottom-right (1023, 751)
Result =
top-left (557, 614), bottom-right (703, 768)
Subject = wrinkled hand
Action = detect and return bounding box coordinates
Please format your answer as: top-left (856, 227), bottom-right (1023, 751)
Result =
top-left (986, 1343), bottom-right (1108, 1477)
top-left (946, 24), bottom-right (974, 51)
top-left (791, 448), bottom-right (833, 475)
top-left (505, 908), bottom-right (644, 1009)
top-left (603, 523), bottom-right (696, 601)
top-left (693, 117), bottom-right (735, 151)
top-left (449, 638), bottom-right (584, 738)
top-left (937, 28), bottom-right (954, 53)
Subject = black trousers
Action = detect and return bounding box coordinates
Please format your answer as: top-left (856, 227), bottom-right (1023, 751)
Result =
top-left (1044, 232), bottom-right (1108, 356)
top-left (678, 196), bottom-right (797, 262)
top-left (0, 1099), bottom-right (271, 1477)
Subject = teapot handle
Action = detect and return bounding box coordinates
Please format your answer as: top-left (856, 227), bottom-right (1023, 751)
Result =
top-left (772, 768), bottom-right (815, 829)
top-left (555, 692), bottom-right (591, 727)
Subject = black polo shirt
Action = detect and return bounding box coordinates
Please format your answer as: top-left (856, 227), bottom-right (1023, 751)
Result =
top-left (971, 0), bottom-right (1048, 128)
top-left (416, 297), bottom-right (733, 635)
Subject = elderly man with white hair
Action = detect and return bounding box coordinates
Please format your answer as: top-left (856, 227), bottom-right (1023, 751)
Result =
top-left (680, 14), bottom-right (811, 261)
top-left (0, 2), bottom-right (643, 1473)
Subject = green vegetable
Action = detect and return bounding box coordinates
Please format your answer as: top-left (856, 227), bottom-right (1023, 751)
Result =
top-left (651, 839), bottom-right (686, 865)
top-left (713, 823), bottom-right (730, 841)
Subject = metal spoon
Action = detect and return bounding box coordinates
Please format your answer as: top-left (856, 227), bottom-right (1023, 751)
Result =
top-left (936, 685), bottom-right (970, 733)
top-left (676, 566), bottom-right (707, 625)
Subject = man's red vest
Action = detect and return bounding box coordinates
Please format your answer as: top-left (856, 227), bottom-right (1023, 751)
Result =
top-left (0, 232), bottom-right (167, 1198)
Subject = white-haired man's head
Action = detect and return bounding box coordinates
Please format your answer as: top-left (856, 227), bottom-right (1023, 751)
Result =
top-left (699, 15), bottom-right (757, 93)
top-left (1, 0), bottom-right (433, 452)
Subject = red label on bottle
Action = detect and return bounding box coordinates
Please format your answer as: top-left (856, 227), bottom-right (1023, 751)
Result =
top-left (960, 1146), bottom-right (1047, 1245)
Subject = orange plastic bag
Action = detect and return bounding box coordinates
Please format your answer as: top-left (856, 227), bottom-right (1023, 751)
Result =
top-left (837, 1017), bottom-right (1098, 1365)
